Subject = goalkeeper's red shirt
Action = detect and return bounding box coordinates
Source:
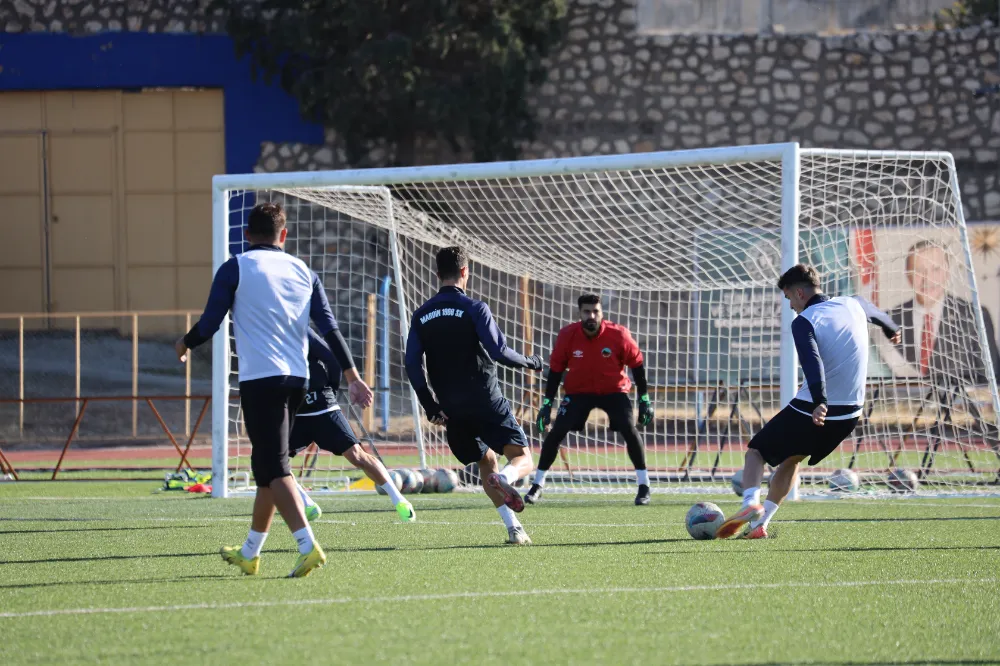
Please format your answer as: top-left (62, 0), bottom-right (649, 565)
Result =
top-left (548, 321), bottom-right (643, 395)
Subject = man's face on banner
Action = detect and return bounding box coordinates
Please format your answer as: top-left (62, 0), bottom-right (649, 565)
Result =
top-left (907, 245), bottom-right (949, 307)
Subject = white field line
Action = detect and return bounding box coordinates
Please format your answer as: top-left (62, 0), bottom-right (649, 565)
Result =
top-left (0, 577), bottom-right (994, 620)
top-left (4, 513), bottom-right (999, 530)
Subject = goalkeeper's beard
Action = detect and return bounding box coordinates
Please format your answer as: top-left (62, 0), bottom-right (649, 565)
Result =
top-left (583, 321), bottom-right (599, 334)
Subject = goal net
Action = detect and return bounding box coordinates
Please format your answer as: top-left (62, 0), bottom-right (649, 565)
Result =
top-left (212, 144), bottom-right (1000, 497)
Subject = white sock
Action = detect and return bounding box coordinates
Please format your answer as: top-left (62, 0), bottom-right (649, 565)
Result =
top-left (296, 481), bottom-right (317, 507)
top-left (752, 500), bottom-right (780, 529)
top-left (500, 465), bottom-right (519, 485)
top-left (533, 469), bottom-right (548, 487)
top-left (292, 525), bottom-right (316, 555)
top-left (742, 487), bottom-right (761, 507)
top-left (497, 504), bottom-right (521, 529)
top-left (636, 469), bottom-right (650, 486)
top-left (379, 481), bottom-right (405, 506)
top-left (240, 529), bottom-right (267, 559)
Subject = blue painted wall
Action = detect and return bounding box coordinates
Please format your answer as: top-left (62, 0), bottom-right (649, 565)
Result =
top-left (0, 32), bottom-right (324, 175)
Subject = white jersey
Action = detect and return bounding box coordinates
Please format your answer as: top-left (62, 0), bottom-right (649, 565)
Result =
top-left (792, 296), bottom-right (870, 419)
top-left (232, 249), bottom-right (314, 382)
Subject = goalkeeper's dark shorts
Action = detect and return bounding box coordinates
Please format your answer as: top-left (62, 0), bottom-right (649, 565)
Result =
top-left (444, 404), bottom-right (528, 466)
top-left (239, 376), bottom-right (306, 488)
top-left (553, 393), bottom-right (633, 433)
top-left (289, 407), bottom-right (359, 457)
top-left (747, 406), bottom-right (859, 467)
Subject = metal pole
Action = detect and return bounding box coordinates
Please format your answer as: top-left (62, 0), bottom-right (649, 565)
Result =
top-left (379, 276), bottom-right (392, 432)
top-left (385, 194), bottom-right (427, 469)
top-left (75, 316), bottom-right (81, 417)
top-left (780, 143), bottom-right (801, 500)
top-left (18, 316), bottom-right (24, 435)
top-left (185, 312), bottom-right (192, 436)
top-left (211, 181), bottom-right (232, 498)
top-left (132, 313), bottom-right (138, 437)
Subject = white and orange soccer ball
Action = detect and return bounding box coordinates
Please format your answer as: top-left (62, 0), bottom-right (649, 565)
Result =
top-left (685, 502), bottom-right (726, 540)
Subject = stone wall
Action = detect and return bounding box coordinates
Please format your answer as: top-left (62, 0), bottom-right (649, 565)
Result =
top-left (0, 0), bottom-right (221, 33)
top-left (5, 1), bottom-right (1000, 216)
top-left (253, 0), bottom-right (1000, 221)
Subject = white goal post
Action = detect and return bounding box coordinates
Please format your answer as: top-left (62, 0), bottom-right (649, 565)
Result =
top-left (210, 142), bottom-right (1000, 498)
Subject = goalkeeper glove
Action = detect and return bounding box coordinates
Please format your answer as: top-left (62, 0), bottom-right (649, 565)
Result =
top-left (637, 394), bottom-right (653, 427)
top-left (536, 397), bottom-right (554, 433)
top-left (527, 354), bottom-right (544, 371)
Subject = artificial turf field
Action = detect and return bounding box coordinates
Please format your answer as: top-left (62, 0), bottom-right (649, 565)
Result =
top-left (1, 482), bottom-right (999, 665)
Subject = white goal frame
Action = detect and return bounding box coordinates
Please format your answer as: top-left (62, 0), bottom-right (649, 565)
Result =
top-left (209, 142), bottom-right (1000, 498)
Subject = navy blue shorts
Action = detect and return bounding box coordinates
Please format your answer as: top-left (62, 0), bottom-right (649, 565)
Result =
top-left (289, 408), bottom-right (359, 457)
top-left (445, 408), bottom-right (529, 465)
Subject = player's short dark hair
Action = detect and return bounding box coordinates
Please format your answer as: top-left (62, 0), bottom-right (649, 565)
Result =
top-left (905, 240), bottom-right (949, 272)
top-left (246, 202), bottom-right (286, 241)
top-left (578, 293), bottom-right (601, 309)
top-left (776, 264), bottom-right (821, 290)
top-left (436, 246), bottom-right (469, 280)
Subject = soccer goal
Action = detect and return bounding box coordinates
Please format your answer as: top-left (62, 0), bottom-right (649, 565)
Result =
top-left (210, 143), bottom-right (1000, 498)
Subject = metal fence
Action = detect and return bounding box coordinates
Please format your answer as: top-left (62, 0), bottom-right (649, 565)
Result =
top-left (0, 310), bottom-right (210, 478)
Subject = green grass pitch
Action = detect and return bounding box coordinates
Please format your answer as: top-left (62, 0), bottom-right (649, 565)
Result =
top-left (1, 481), bottom-right (999, 665)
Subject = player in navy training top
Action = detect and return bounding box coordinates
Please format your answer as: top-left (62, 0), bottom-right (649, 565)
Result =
top-left (405, 246), bottom-right (543, 545)
top-left (175, 201), bottom-right (373, 577)
top-left (289, 329), bottom-right (416, 524)
top-left (716, 264), bottom-right (900, 539)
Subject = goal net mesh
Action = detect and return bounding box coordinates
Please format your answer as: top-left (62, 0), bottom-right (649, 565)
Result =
top-left (221, 149), bottom-right (1000, 496)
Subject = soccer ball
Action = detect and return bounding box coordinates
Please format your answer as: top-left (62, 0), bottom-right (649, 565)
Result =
top-left (376, 470), bottom-right (404, 495)
top-left (399, 469), bottom-right (423, 494)
top-left (887, 468), bottom-right (919, 493)
top-left (829, 468), bottom-right (860, 492)
top-left (685, 502), bottom-right (726, 540)
top-left (434, 468), bottom-right (458, 493)
top-left (730, 470), bottom-right (744, 496)
top-left (419, 468), bottom-right (438, 493)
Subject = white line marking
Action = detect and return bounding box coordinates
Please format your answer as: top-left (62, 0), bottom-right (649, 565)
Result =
top-left (0, 577), bottom-right (993, 620)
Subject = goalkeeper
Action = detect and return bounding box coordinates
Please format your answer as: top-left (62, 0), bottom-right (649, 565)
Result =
top-left (528, 294), bottom-right (653, 506)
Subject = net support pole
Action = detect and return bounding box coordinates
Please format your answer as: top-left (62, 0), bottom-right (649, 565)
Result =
top-left (379, 276), bottom-right (392, 432)
top-left (385, 193), bottom-right (427, 469)
top-left (211, 181), bottom-right (231, 498)
top-left (948, 155), bottom-right (1000, 421)
top-left (780, 143), bottom-right (801, 498)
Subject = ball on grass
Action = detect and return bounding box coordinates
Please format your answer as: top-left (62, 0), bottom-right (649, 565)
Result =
top-left (730, 470), bottom-right (744, 496)
top-left (419, 468), bottom-right (438, 493)
top-left (887, 468), bottom-right (919, 493)
top-left (435, 468), bottom-right (458, 493)
top-left (829, 468), bottom-right (860, 492)
top-left (376, 470), bottom-right (404, 495)
top-left (685, 502), bottom-right (725, 540)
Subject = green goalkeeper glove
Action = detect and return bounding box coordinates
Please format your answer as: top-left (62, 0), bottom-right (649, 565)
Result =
top-left (637, 394), bottom-right (653, 427)
top-left (536, 397), bottom-right (554, 433)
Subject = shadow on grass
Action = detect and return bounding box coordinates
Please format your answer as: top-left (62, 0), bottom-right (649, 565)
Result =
top-left (742, 661), bottom-right (1000, 665)
top-left (0, 551), bottom-right (220, 566)
top-left (644, 545), bottom-right (1000, 556)
top-left (0, 574), bottom-right (233, 591)
top-left (0, 525), bottom-right (207, 536)
top-left (790, 516), bottom-right (1000, 523)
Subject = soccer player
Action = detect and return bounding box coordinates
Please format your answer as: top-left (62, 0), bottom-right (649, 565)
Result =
top-left (716, 264), bottom-right (900, 539)
top-left (291, 329), bottom-right (415, 523)
top-left (405, 246), bottom-right (543, 545)
top-left (175, 202), bottom-right (373, 576)
top-left (527, 294), bottom-right (653, 506)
